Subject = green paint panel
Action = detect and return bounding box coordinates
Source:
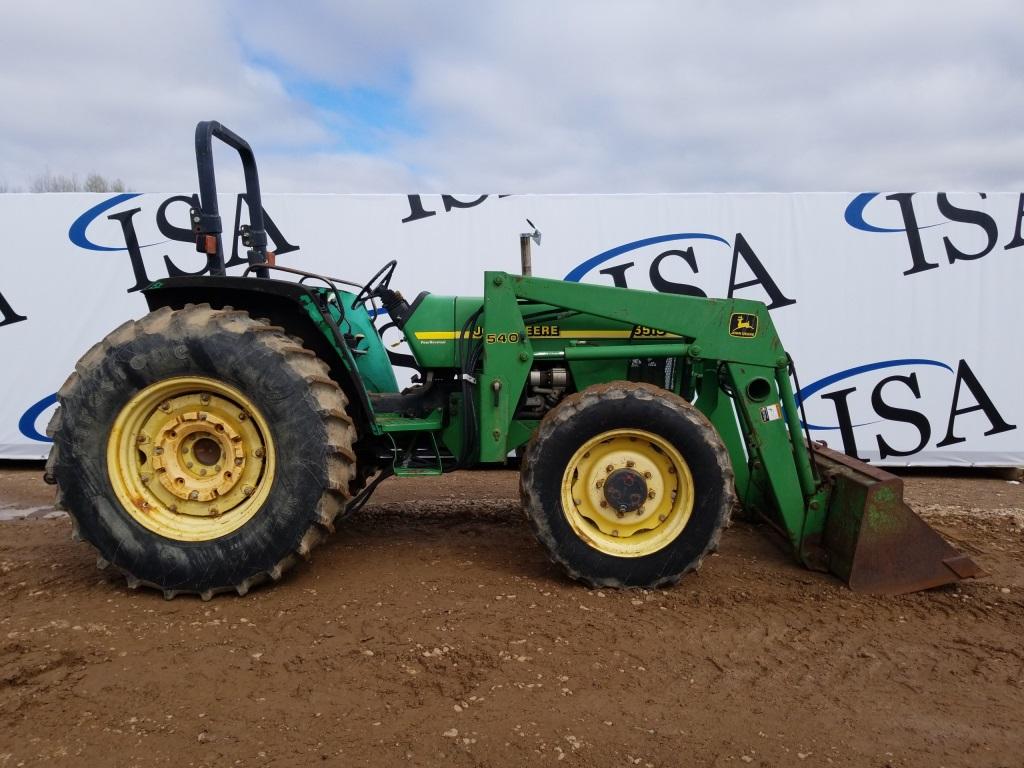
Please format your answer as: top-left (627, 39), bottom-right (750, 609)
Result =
top-left (322, 289), bottom-right (399, 394)
top-left (507, 419), bottom-right (540, 452)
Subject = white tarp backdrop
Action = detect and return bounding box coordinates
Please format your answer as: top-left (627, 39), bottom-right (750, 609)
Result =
top-left (0, 191), bottom-right (1019, 465)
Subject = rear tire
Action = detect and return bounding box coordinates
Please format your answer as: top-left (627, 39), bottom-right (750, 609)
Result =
top-left (520, 382), bottom-right (734, 588)
top-left (46, 304), bottom-right (357, 598)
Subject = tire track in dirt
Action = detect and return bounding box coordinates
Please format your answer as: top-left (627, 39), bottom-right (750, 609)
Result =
top-left (0, 469), bottom-right (1022, 767)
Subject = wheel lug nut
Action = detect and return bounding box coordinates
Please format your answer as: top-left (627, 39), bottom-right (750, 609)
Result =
top-left (136, 435), bottom-right (146, 444)
top-left (199, 468), bottom-right (207, 476)
top-left (647, 490), bottom-right (656, 499)
top-left (168, 504), bottom-right (178, 513)
top-left (599, 500), bottom-right (608, 508)
top-left (200, 393), bottom-right (210, 404)
top-left (243, 485), bottom-right (255, 497)
top-left (253, 447), bottom-right (265, 459)
top-left (210, 506), bottom-right (219, 515)
top-left (153, 447), bottom-right (164, 456)
top-left (605, 465), bottom-right (614, 473)
top-left (668, 466), bottom-right (676, 474)
top-left (234, 457), bottom-right (244, 466)
top-left (140, 474), bottom-right (151, 484)
top-left (658, 514), bottom-right (667, 522)
top-left (238, 412), bottom-right (248, 421)
top-left (643, 471), bottom-right (652, 479)
top-left (188, 491), bottom-right (199, 500)
top-left (572, 498), bottom-right (581, 506)
top-left (626, 460), bottom-right (635, 468)
top-left (159, 402), bottom-right (170, 412)
top-left (611, 530), bottom-right (620, 537)
top-left (596, 479), bottom-right (604, 489)
top-left (198, 412), bottom-right (208, 421)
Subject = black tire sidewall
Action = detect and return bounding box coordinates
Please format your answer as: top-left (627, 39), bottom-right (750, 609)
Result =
top-left (526, 390), bottom-right (730, 587)
top-left (55, 314), bottom-right (331, 592)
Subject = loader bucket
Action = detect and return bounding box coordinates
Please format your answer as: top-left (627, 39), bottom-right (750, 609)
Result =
top-left (814, 445), bottom-right (983, 595)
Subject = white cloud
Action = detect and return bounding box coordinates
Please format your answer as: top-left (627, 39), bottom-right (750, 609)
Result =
top-left (2, 0), bottom-right (1022, 193)
top-left (0, 0), bottom-right (402, 192)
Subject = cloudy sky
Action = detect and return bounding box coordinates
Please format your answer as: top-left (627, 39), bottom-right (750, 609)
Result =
top-left (1, 0), bottom-right (1021, 193)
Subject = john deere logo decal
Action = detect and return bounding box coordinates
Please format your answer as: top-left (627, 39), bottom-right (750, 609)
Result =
top-left (729, 313), bottom-right (758, 338)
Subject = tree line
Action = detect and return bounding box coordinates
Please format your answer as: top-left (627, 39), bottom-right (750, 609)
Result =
top-left (0, 172), bottom-right (129, 193)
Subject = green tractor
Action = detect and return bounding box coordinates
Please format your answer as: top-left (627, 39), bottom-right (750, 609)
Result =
top-left (45, 122), bottom-right (981, 599)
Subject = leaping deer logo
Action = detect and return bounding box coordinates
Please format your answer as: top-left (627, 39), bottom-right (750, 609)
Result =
top-left (730, 314), bottom-right (757, 337)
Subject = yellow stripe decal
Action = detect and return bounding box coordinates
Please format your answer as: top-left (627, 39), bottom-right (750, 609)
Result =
top-left (413, 331), bottom-right (461, 340)
top-left (412, 330), bottom-right (681, 341)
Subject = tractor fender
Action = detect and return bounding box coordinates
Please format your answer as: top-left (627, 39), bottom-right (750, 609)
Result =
top-left (141, 275), bottom-right (375, 437)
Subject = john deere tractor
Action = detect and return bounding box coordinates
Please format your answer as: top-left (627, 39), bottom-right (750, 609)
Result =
top-left (45, 122), bottom-right (981, 599)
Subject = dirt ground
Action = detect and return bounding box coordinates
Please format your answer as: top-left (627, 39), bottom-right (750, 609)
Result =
top-left (0, 463), bottom-right (1022, 768)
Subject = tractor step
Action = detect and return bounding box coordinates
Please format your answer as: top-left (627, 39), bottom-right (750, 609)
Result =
top-left (393, 467), bottom-right (443, 477)
top-left (384, 423), bottom-right (447, 477)
top-left (375, 411), bottom-right (444, 433)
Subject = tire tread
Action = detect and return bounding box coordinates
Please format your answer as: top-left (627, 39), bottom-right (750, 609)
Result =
top-left (48, 305), bottom-right (357, 598)
top-left (520, 381), bottom-right (735, 589)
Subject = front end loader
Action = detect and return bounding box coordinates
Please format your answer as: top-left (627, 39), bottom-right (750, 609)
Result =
top-left (44, 121), bottom-right (981, 599)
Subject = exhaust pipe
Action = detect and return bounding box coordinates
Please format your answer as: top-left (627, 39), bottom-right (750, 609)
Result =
top-left (520, 219), bottom-right (540, 276)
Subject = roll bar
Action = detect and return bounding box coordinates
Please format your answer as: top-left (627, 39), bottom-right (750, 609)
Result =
top-left (192, 120), bottom-right (269, 278)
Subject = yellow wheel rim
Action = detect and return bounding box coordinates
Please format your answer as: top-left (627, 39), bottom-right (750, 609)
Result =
top-left (106, 376), bottom-right (276, 542)
top-left (560, 428), bottom-right (695, 557)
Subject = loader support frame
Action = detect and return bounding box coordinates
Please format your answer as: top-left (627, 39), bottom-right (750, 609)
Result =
top-left (475, 272), bottom-right (976, 592)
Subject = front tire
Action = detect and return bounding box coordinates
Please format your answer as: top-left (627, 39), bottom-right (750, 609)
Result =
top-left (46, 304), bottom-right (357, 598)
top-left (520, 382), bottom-right (734, 588)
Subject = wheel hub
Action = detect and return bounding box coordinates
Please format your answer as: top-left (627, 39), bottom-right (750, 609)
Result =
top-left (603, 468), bottom-right (648, 513)
top-left (107, 377), bottom-right (275, 541)
top-left (560, 429), bottom-right (695, 557)
top-left (148, 403), bottom-right (249, 509)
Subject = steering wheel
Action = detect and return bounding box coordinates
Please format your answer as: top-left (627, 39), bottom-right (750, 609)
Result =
top-left (351, 260), bottom-right (398, 309)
